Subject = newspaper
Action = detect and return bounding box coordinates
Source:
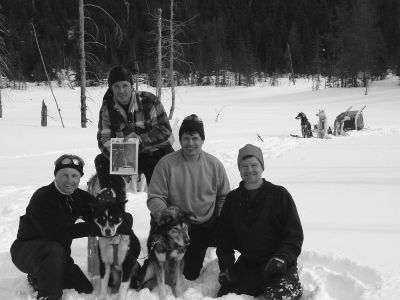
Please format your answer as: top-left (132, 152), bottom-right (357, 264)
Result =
top-left (109, 138), bottom-right (139, 175)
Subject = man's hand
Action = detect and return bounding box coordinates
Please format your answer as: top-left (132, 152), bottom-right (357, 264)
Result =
top-left (263, 257), bottom-right (287, 280)
top-left (124, 132), bottom-right (140, 142)
top-left (100, 132), bottom-right (110, 144)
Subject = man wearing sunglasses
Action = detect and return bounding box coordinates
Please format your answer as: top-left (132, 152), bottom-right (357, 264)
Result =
top-left (95, 65), bottom-right (174, 201)
top-left (10, 154), bottom-right (133, 300)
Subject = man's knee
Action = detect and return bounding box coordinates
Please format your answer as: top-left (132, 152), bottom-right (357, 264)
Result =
top-left (43, 242), bottom-right (68, 265)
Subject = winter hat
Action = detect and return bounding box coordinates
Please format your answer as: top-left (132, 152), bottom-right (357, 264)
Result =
top-left (108, 65), bottom-right (133, 87)
top-left (237, 144), bottom-right (264, 170)
top-left (179, 114), bottom-right (205, 140)
top-left (54, 154), bottom-right (85, 176)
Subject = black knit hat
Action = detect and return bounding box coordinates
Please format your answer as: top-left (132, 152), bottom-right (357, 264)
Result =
top-left (108, 65), bottom-right (133, 87)
top-left (54, 154), bottom-right (85, 176)
top-left (179, 114), bottom-right (205, 140)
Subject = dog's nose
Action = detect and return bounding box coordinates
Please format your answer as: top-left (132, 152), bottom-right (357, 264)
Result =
top-left (105, 228), bottom-right (111, 236)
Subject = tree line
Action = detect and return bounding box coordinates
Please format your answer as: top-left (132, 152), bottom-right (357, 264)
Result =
top-left (0, 0), bottom-right (399, 87)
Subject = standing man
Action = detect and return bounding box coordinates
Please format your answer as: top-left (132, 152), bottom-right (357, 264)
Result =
top-left (147, 114), bottom-right (231, 280)
top-left (10, 154), bottom-right (133, 300)
top-left (216, 144), bottom-right (304, 299)
top-left (95, 65), bottom-right (174, 201)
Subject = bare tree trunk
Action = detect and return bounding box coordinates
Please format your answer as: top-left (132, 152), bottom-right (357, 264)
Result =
top-left (168, 0), bottom-right (175, 119)
top-left (0, 89), bottom-right (2, 118)
top-left (157, 8), bottom-right (162, 100)
top-left (31, 23), bottom-right (65, 128)
top-left (287, 43), bottom-right (295, 85)
top-left (41, 100), bottom-right (47, 127)
top-left (79, 0), bottom-right (87, 128)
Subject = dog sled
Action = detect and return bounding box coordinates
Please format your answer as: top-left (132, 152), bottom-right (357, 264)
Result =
top-left (343, 105), bottom-right (366, 131)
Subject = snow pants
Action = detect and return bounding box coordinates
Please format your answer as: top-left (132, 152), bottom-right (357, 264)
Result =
top-left (10, 239), bottom-right (93, 300)
top-left (95, 146), bottom-right (174, 200)
top-left (183, 221), bottom-right (217, 280)
top-left (217, 256), bottom-right (302, 300)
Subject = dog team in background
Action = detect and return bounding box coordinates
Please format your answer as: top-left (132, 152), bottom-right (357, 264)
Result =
top-left (296, 105), bottom-right (362, 139)
top-left (11, 65), bottom-right (305, 300)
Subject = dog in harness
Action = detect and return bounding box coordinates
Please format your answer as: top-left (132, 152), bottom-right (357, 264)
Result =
top-left (140, 206), bottom-right (192, 299)
top-left (92, 188), bottom-right (141, 300)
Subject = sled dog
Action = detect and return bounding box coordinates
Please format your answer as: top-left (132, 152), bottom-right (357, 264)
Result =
top-left (316, 109), bottom-right (328, 139)
top-left (334, 112), bottom-right (351, 136)
top-left (295, 112), bottom-right (313, 138)
top-left (140, 206), bottom-right (192, 299)
top-left (92, 188), bottom-right (141, 300)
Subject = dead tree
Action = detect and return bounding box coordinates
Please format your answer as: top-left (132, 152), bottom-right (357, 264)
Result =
top-left (41, 100), bottom-right (47, 127)
top-left (168, 0), bottom-right (175, 119)
top-left (0, 89), bottom-right (2, 118)
top-left (157, 8), bottom-right (162, 100)
top-left (31, 23), bottom-right (65, 128)
top-left (79, 0), bottom-right (87, 128)
top-left (287, 43), bottom-right (296, 85)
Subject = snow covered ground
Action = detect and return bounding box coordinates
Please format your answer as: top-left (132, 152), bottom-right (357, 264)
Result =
top-left (0, 76), bottom-right (399, 299)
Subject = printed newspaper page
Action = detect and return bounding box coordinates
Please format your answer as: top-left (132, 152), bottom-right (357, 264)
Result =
top-left (110, 138), bottom-right (139, 175)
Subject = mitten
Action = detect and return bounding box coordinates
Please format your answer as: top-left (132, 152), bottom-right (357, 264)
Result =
top-left (117, 213), bottom-right (133, 234)
top-left (263, 257), bottom-right (287, 279)
top-left (218, 266), bottom-right (238, 286)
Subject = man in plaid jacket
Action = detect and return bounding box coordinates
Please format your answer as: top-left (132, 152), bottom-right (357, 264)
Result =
top-left (95, 65), bottom-right (174, 201)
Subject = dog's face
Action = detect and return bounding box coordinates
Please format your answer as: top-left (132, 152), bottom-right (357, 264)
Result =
top-left (316, 109), bottom-right (326, 119)
top-left (295, 112), bottom-right (305, 120)
top-left (156, 206), bottom-right (191, 248)
top-left (92, 188), bottom-right (127, 237)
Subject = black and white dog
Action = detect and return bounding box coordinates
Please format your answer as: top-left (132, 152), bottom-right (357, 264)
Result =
top-left (92, 188), bottom-right (141, 300)
top-left (295, 112), bottom-right (313, 138)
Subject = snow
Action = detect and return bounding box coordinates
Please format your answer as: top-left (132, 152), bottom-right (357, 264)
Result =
top-left (0, 76), bottom-right (399, 299)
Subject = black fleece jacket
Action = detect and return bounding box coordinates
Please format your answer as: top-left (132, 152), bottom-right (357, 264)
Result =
top-left (16, 182), bottom-right (97, 254)
top-left (216, 179), bottom-right (304, 270)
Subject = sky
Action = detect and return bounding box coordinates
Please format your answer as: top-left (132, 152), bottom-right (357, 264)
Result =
top-left (0, 76), bottom-right (399, 300)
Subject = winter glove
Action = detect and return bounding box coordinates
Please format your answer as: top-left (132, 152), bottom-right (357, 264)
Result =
top-left (218, 266), bottom-right (238, 286)
top-left (117, 213), bottom-right (133, 234)
top-left (263, 257), bottom-right (287, 279)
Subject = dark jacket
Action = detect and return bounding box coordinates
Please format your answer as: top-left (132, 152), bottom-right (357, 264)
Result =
top-left (216, 179), bottom-right (303, 270)
top-left (97, 88), bottom-right (172, 157)
top-left (16, 182), bottom-right (96, 254)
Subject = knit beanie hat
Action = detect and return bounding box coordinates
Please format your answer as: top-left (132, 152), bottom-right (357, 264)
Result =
top-left (54, 154), bottom-right (85, 176)
top-left (237, 144), bottom-right (264, 170)
top-left (179, 114), bottom-right (205, 140)
top-left (108, 65), bottom-right (133, 87)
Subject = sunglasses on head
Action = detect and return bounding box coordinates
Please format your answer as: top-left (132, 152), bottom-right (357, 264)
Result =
top-left (55, 155), bottom-right (84, 167)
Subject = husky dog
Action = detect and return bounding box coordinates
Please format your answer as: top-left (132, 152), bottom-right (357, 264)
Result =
top-left (295, 112), bottom-right (313, 138)
top-left (140, 206), bottom-right (192, 299)
top-left (316, 109), bottom-right (328, 139)
top-left (334, 112), bottom-right (351, 136)
top-left (92, 188), bottom-right (141, 300)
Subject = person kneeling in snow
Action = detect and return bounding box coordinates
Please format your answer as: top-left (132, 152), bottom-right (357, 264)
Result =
top-left (10, 154), bottom-right (133, 300)
top-left (216, 144), bottom-right (304, 300)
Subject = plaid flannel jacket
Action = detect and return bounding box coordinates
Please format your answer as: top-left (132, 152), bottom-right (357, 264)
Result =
top-left (97, 88), bottom-right (172, 157)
